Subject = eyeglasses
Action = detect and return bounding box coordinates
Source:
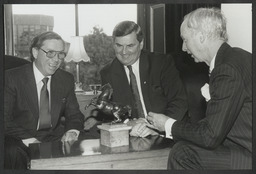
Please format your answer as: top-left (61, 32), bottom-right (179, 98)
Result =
top-left (39, 48), bottom-right (66, 60)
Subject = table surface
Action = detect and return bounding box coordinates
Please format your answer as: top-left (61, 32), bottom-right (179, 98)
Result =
top-left (29, 135), bottom-right (174, 170)
top-left (31, 93), bottom-right (174, 170)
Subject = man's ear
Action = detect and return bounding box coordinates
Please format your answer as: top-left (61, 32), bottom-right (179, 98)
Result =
top-left (199, 32), bottom-right (206, 43)
top-left (139, 39), bottom-right (144, 50)
top-left (32, 47), bottom-right (38, 60)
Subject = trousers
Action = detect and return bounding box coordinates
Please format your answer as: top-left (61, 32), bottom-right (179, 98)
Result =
top-left (4, 135), bottom-right (31, 169)
top-left (168, 140), bottom-right (252, 169)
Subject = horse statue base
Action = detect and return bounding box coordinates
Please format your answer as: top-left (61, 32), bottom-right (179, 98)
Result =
top-left (97, 123), bottom-right (132, 147)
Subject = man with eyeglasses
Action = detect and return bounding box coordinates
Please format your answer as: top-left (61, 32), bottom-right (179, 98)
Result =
top-left (4, 31), bottom-right (84, 169)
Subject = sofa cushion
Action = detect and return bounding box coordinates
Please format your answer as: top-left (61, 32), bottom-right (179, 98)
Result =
top-left (5, 55), bottom-right (30, 70)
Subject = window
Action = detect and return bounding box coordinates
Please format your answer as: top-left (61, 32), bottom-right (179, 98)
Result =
top-left (29, 25), bottom-right (35, 32)
top-left (5, 4), bottom-right (137, 91)
top-left (23, 25), bottom-right (28, 31)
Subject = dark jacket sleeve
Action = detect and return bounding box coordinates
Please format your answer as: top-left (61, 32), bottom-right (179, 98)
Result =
top-left (4, 71), bottom-right (33, 139)
top-left (61, 73), bottom-right (84, 132)
top-left (162, 54), bottom-right (188, 120)
top-left (172, 64), bottom-right (248, 149)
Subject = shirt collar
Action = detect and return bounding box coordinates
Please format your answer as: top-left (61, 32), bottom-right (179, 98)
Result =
top-left (209, 54), bottom-right (216, 74)
top-left (131, 58), bottom-right (140, 71)
top-left (33, 62), bottom-right (51, 84)
top-left (126, 58), bottom-right (140, 71)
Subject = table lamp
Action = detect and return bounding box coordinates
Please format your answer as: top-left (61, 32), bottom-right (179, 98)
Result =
top-left (65, 36), bottom-right (90, 92)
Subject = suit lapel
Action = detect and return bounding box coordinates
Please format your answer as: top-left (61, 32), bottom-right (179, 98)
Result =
top-left (209, 43), bottom-right (231, 97)
top-left (213, 43), bottom-right (230, 71)
top-left (23, 64), bottom-right (39, 121)
top-left (50, 70), bottom-right (63, 127)
top-left (139, 51), bottom-right (151, 112)
top-left (111, 59), bottom-right (133, 105)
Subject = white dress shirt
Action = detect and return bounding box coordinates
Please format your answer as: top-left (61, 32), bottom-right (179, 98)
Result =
top-left (209, 54), bottom-right (216, 74)
top-left (33, 62), bottom-right (52, 130)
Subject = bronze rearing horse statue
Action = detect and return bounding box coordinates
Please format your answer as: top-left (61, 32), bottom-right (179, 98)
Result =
top-left (85, 83), bottom-right (132, 123)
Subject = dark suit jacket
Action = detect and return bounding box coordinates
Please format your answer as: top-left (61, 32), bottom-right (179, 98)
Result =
top-left (172, 43), bottom-right (252, 153)
top-left (100, 51), bottom-right (188, 120)
top-left (4, 63), bottom-right (84, 142)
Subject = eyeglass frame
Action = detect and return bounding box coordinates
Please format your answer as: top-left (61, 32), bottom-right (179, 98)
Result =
top-left (39, 48), bottom-right (66, 60)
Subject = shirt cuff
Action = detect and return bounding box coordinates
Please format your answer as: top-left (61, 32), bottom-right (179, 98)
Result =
top-left (67, 129), bottom-right (80, 137)
top-left (22, 138), bottom-right (38, 147)
top-left (165, 118), bottom-right (176, 139)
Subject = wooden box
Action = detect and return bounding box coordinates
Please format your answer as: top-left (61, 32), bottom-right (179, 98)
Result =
top-left (97, 123), bottom-right (132, 147)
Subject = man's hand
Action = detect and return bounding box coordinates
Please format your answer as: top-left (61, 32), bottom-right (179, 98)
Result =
top-left (62, 139), bottom-right (76, 155)
top-left (147, 112), bottom-right (169, 132)
top-left (61, 131), bottom-right (78, 142)
top-left (127, 118), bottom-right (145, 127)
top-left (130, 137), bottom-right (152, 151)
top-left (129, 119), bottom-right (159, 137)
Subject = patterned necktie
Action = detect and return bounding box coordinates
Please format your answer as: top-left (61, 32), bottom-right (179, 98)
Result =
top-left (38, 77), bottom-right (51, 130)
top-left (127, 65), bottom-right (145, 118)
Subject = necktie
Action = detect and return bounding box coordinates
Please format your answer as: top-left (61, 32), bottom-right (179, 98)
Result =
top-left (38, 77), bottom-right (51, 130)
top-left (127, 65), bottom-right (145, 118)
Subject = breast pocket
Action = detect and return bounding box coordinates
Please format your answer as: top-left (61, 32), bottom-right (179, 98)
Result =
top-left (151, 85), bottom-right (164, 95)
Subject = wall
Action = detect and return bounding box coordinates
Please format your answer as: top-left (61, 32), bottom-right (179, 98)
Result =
top-left (221, 3), bottom-right (252, 53)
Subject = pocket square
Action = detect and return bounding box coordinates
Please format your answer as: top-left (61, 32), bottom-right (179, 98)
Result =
top-left (201, 83), bottom-right (211, 102)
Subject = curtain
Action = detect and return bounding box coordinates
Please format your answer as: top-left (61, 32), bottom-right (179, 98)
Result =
top-left (165, 3), bottom-right (221, 55)
top-left (4, 4), bottom-right (14, 55)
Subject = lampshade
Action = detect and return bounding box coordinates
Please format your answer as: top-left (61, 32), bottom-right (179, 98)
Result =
top-left (65, 36), bottom-right (90, 63)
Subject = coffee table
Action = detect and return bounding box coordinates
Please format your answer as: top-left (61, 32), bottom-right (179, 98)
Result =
top-left (29, 135), bottom-right (174, 170)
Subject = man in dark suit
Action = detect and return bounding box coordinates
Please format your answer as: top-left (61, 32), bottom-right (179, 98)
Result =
top-left (147, 7), bottom-right (252, 169)
top-left (100, 21), bottom-right (188, 137)
top-left (4, 31), bottom-right (84, 169)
